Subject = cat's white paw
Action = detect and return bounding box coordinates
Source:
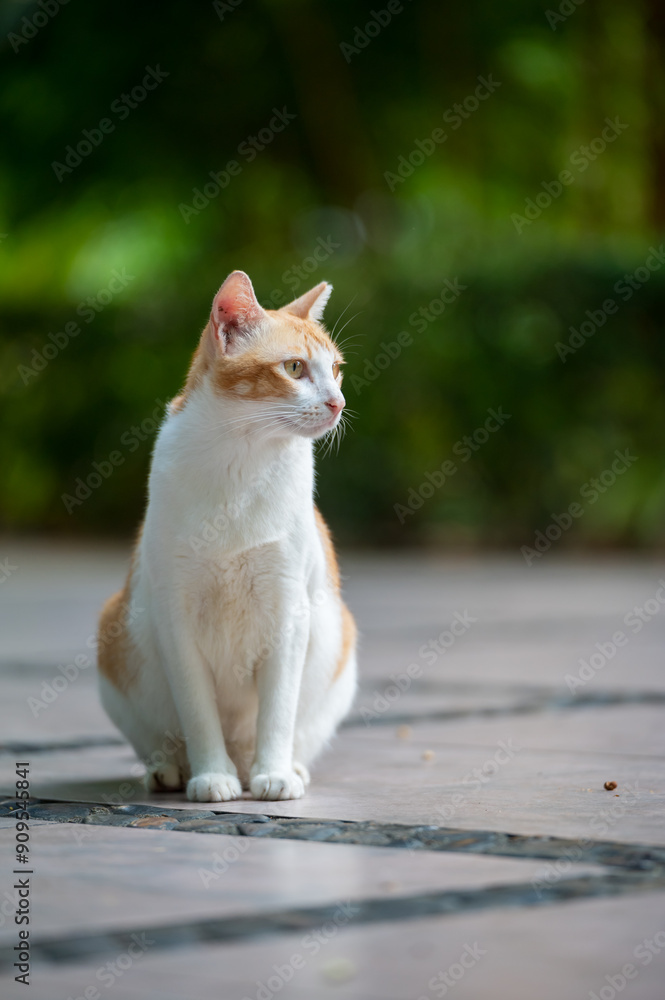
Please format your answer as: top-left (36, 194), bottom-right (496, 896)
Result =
top-left (187, 772), bottom-right (242, 802)
top-left (250, 770), bottom-right (305, 801)
top-left (145, 763), bottom-right (185, 792)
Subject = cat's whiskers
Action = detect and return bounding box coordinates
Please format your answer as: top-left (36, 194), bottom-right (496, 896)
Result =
top-left (210, 406), bottom-right (300, 431)
top-left (334, 332), bottom-right (364, 353)
top-left (330, 293), bottom-right (359, 341)
top-left (318, 407), bottom-right (352, 459)
top-left (185, 411), bottom-right (299, 456)
top-left (218, 402), bottom-right (299, 421)
top-left (332, 310), bottom-right (364, 350)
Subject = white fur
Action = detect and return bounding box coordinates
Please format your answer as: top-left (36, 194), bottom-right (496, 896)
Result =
top-left (99, 295), bottom-right (356, 802)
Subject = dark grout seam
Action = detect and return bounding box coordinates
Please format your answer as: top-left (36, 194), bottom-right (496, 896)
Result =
top-left (2, 797), bottom-right (665, 871)
top-left (343, 688), bottom-right (665, 730)
top-left (2, 689), bottom-right (662, 756)
top-left (0, 870), bottom-right (662, 970)
top-left (0, 735), bottom-right (126, 754)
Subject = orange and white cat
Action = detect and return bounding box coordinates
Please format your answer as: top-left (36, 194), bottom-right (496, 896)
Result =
top-left (97, 271), bottom-right (356, 801)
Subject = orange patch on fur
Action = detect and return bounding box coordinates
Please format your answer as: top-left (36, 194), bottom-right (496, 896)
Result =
top-left (97, 525), bottom-right (142, 692)
top-left (168, 394), bottom-right (186, 415)
top-left (315, 506), bottom-right (356, 683)
top-left (334, 601), bottom-right (357, 683)
top-left (214, 350), bottom-right (299, 401)
top-left (315, 506), bottom-right (340, 592)
top-left (180, 335), bottom-right (212, 406)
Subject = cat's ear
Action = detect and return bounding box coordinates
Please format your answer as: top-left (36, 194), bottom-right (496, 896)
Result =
top-left (280, 281), bottom-right (332, 323)
top-left (208, 271), bottom-right (268, 353)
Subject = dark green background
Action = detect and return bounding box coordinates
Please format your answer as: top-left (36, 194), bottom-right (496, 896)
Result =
top-left (1, 0), bottom-right (664, 547)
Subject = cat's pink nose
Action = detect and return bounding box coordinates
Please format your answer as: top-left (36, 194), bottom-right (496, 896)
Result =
top-left (325, 399), bottom-right (344, 416)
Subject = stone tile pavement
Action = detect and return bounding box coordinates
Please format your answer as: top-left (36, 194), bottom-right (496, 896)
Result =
top-left (0, 539), bottom-right (664, 998)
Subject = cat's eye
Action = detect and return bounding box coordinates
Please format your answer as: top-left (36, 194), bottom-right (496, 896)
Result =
top-left (332, 362), bottom-right (342, 379)
top-left (284, 359), bottom-right (304, 379)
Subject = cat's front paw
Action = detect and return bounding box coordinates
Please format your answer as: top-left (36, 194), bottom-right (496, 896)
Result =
top-left (187, 772), bottom-right (242, 802)
top-left (250, 770), bottom-right (305, 801)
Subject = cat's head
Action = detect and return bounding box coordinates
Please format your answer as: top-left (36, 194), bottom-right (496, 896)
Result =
top-left (176, 271), bottom-right (346, 440)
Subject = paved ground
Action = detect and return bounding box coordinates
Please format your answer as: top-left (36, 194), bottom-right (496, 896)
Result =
top-left (0, 539), bottom-right (664, 999)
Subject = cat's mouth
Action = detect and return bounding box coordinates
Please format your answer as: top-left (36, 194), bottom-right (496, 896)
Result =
top-left (290, 411), bottom-right (342, 439)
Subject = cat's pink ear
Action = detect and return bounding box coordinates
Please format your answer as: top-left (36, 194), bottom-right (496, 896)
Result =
top-left (280, 282), bottom-right (332, 323)
top-left (209, 271), bottom-right (268, 352)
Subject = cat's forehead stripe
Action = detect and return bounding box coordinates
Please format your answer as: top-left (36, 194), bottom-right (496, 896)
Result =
top-left (264, 314), bottom-right (341, 358)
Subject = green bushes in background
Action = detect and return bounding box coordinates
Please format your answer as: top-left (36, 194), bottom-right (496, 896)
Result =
top-left (1, 0), bottom-right (664, 546)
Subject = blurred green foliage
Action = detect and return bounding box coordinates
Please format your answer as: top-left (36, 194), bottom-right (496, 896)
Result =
top-left (1, 0), bottom-right (664, 546)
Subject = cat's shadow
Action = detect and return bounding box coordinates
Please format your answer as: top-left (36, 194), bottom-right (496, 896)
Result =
top-left (31, 775), bottom-right (260, 807)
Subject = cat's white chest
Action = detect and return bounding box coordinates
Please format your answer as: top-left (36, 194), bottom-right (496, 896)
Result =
top-left (152, 415), bottom-right (313, 559)
top-left (145, 400), bottom-right (316, 690)
top-left (187, 543), bottom-right (283, 684)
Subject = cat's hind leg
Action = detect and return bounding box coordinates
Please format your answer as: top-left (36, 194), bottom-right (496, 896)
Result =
top-left (293, 636), bottom-right (357, 776)
top-left (98, 672), bottom-right (188, 791)
top-left (144, 758), bottom-right (187, 793)
top-left (97, 592), bottom-right (189, 793)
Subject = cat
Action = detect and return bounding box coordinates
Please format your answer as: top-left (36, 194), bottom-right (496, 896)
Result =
top-left (97, 270), bottom-right (357, 802)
